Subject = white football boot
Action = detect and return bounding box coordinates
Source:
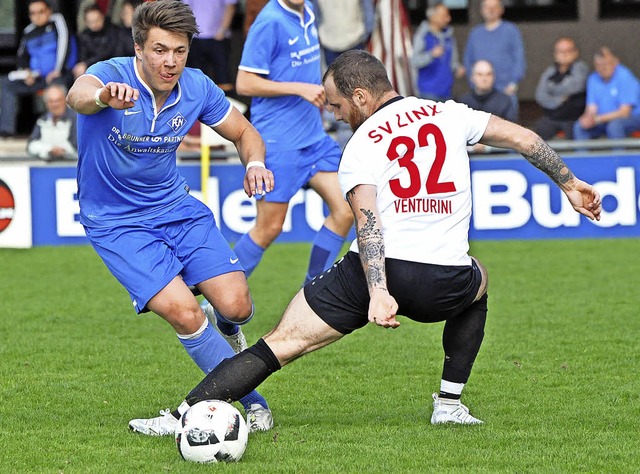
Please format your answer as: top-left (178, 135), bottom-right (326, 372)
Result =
top-left (202, 302), bottom-right (248, 353)
top-left (246, 404), bottom-right (274, 432)
top-left (430, 393), bottom-right (483, 425)
top-left (128, 409), bottom-right (179, 436)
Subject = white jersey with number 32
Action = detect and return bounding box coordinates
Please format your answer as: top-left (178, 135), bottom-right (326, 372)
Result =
top-left (339, 97), bottom-right (491, 266)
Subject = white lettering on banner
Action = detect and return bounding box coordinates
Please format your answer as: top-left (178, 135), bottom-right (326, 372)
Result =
top-left (591, 167), bottom-right (636, 228)
top-left (531, 184), bottom-right (580, 228)
top-left (304, 189), bottom-right (325, 232)
top-left (472, 170), bottom-right (530, 230)
top-left (222, 189), bottom-right (257, 234)
top-left (55, 179), bottom-right (84, 237)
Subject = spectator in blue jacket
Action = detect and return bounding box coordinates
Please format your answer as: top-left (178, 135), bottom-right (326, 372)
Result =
top-left (463, 0), bottom-right (525, 119)
top-left (0, 0), bottom-right (77, 137)
top-left (411, 2), bottom-right (464, 102)
top-left (573, 47), bottom-right (640, 140)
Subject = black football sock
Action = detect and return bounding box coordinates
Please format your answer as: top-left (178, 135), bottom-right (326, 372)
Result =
top-left (441, 294), bottom-right (488, 385)
top-left (185, 338), bottom-right (281, 407)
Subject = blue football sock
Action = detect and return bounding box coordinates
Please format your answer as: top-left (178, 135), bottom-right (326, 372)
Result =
top-left (213, 307), bottom-right (239, 336)
top-left (305, 225), bottom-right (346, 284)
top-left (234, 233), bottom-right (265, 278)
top-left (177, 319), bottom-right (268, 411)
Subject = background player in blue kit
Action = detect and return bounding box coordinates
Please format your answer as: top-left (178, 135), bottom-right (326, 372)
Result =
top-left (66, 0), bottom-right (275, 435)
top-left (219, 0), bottom-right (353, 319)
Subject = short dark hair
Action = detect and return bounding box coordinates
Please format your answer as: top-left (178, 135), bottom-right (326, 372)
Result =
top-left (323, 50), bottom-right (393, 101)
top-left (28, 0), bottom-right (51, 9)
top-left (83, 4), bottom-right (104, 19)
top-left (132, 0), bottom-right (199, 48)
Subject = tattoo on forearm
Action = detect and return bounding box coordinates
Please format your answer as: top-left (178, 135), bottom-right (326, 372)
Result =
top-left (357, 208), bottom-right (386, 289)
top-left (522, 137), bottom-right (574, 185)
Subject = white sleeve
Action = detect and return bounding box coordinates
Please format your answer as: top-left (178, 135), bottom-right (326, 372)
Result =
top-left (338, 140), bottom-right (377, 198)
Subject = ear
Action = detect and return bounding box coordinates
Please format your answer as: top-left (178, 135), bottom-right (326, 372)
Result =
top-left (353, 88), bottom-right (366, 106)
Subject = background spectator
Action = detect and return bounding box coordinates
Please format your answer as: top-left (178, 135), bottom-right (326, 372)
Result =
top-left (72, 4), bottom-right (120, 80)
top-left (115, 0), bottom-right (138, 57)
top-left (534, 36), bottom-right (588, 140)
top-left (460, 59), bottom-right (516, 153)
top-left (411, 2), bottom-right (464, 102)
top-left (573, 47), bottom-right (640, 140)
top-left (311, 0), bottom-right (375, 67)
top-left (463, 0), bottom-right (525, 119)
top-left (183, 0), bottom-right (238, 92)
top-left (76, 0), bottom-right (125, 31)
top-left (27, 83), bottom-right (77, 161)
top-left (0, 0), bottom-right (76, 138)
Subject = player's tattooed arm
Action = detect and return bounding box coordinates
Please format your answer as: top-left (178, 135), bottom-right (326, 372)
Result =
top-left (347, 187), bottom-right (388, 293)
top-left (521, 136), bottom-right (574, 186)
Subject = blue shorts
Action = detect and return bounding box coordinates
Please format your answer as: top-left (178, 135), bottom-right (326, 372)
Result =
top-left (262, 134), bottom-right (342, 203)
top-left (84, 196), bottom-right (243, 313)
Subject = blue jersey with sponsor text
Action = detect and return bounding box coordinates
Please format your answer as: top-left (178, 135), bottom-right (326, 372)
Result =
top-left (76, 57), bottom-right (231, 226)
top-left (239, 0), bottom-right (325, 151)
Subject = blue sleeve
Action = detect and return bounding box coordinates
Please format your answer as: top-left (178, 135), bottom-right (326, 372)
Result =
top-left (239, 16), bottom-right (277, 75)
top-left (86, 59), bottom-right (125, 85)
top-left (198, 74), bottom-right (233, 126)
top-left (508, 23), bottom-right (526, 84)
top-left (618, 69), bottom-right (640, 108)
top-left (585, 73), bottom-right (598, 107)
top-left (362, 0), bottom-right (376, 38)
top-left (463, 28), bottom-right (477, 82)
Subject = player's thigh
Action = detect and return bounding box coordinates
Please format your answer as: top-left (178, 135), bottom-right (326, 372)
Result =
top-left (470, 256), bottom-right (488, 301)
top-left (263, 289), bottom-right (345, 367)
top-left (308, 171), bottom-right (351, 216)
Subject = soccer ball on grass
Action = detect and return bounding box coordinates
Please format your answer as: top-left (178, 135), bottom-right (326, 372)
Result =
top-left (175, 400), bottom-right (248, 463)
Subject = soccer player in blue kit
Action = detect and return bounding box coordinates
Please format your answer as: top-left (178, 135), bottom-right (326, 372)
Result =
top-left (66, 0), bottom-right (275, 435)
top-left (204, 0), bottom-right (355, 343)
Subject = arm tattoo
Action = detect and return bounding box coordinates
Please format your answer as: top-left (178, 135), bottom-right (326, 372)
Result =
top-left (521, 136), bottom-right (574, 185)
top-left (356, 208), bottom-right (387, 290)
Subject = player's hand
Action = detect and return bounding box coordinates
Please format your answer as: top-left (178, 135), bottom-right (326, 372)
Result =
top-left (243, 165), bottom-right (274, 197)
top-left (563, 178), bottom-right (602, 221)
top-left (99, 82), bottom-right (140, 109)
top-left (368, 289), bottom-right (399, 329)
top-left (295, 83), bottom-right (326, 108)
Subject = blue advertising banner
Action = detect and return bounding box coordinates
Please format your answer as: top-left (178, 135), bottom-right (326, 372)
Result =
top-left (22, 153), bottom-right (640, 247)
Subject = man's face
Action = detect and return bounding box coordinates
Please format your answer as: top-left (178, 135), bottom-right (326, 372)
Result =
top-left (594, 55), bottom-right (617, 82)
top-left (430, 5), bottom-right (451, 30)
top-left (481, 0), bottom-right (503, 23)
top-left (85, 10), bottom-right (106, 33)
top-left (554, 39), bottom-right (578, 68)
top-left (28, 1), bottom-right (52, 27)
top-left (45, 88), bottom-right (67, 118)
top-left (324, 76), bottom-right (368, 132)
top-left (134, 27), bottom-right (189, 96)
top-left (471, 61), bottom-right (495, 94)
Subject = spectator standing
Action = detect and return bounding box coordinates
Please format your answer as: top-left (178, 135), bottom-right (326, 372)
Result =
top-left (115, 0), bottom-right (138, 57)
top-left (573, 47), bottom-right (640, 140)
top-left (72, 4), bottom-right (121, 80)
top-left (311, 0), bottom-right (375, 67)
top-left (534, 37), bottom-right (588, 140)
top-left (224, 0), bottom-right (353, 322)
top-left (76, 0), bottom-right (125, 31)
top-left (463, 0), bottom-right (525, 119)
top-left (0, 0), bottom-right (76, 137)
top-left (27, 83), bottom-right (77, 161)
top-left (182, 0), bottom-right (238, 92)
top-left (411, 2), bottom-right (464, 102)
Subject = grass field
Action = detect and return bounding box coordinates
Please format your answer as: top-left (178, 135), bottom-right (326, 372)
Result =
top-left (1, 239), bottom-right (639, 473)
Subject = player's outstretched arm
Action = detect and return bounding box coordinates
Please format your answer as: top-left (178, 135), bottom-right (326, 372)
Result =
top-left (479, 115), bottom-right (602, 221)
top-left (236, 70), bottom-right (325, 108)
top-left (212, 107), bottom-right (273, 197)
top-left (346, 184), bottom-right (399, 329)
top-left (67, 75), bottom-right (139, 115)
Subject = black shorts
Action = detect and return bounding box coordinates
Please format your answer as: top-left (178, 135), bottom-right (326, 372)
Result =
top-left (303, 251), bottom-right (482, 335)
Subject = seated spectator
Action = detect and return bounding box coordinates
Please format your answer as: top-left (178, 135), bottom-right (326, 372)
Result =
top-left (115, 0), bottom-right (138, 57)
top-left (411, 2), bottom-right (464, 101)
top-left (0, 0), bottom-right (76, 138)
top-left (76, 0), bottom-right (125, 31)
top-left (459, 60), bottom-right (516, 153)
top-left (72, 4), bottom-right (121, 79)
top-left (534, 37), bottom-right (588, 140)
top-left (27, 84), bottom-right (78, 161)
top-left (573, 47), bottom-right (640, 140)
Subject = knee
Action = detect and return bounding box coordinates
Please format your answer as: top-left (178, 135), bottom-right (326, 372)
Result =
top-left (606, 120), bottom-right (625, 138)
top-left (254, 219), bottom-right (284, 244)
top-left (174, 304), bottom-right (207, 335)
top-left (215, 291), bottom-right (254, 324)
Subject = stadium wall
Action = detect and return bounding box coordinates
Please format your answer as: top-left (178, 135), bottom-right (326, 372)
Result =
top-left (0, 153), bottom-right (638, 249)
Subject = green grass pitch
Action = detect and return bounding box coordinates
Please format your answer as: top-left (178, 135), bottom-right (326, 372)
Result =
top-left (1, 239), bottom-right (638, 473)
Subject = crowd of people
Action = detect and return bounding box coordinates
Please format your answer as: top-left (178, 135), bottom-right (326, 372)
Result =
top-left (2, 0), bottom-right (639, 159)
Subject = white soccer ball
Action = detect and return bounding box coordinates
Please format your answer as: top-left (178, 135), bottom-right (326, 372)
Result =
top-left (175, 400), bottom-right (249, 463)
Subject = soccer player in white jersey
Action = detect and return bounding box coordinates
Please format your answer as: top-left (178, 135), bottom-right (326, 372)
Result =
top-left (66, 0), bottom-right (275, 434)
top-left (130, 50), bottom-right (601, 428)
